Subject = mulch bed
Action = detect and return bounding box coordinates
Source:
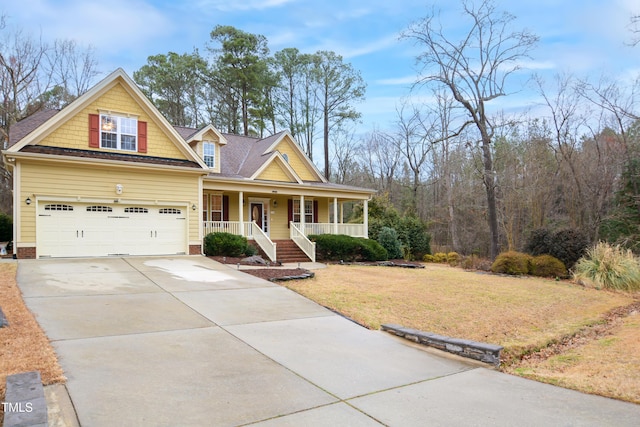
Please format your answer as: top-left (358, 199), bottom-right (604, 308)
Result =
top-left (208, 255), bottom-right (425, 281)
top-left (208, 256), bottom-right (313, 281)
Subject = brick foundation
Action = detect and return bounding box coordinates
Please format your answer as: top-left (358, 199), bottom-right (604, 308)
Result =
top-left (189, 244), bottom-right (202, 255)
top-left (17, 247), bottom-right (36, 259)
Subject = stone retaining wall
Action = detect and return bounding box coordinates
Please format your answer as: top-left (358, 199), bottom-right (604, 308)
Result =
top-left (381, 324), bottom-right (503, 366)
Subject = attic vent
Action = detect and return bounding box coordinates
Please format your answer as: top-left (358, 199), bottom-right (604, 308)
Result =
top-left (86, 206), bottom-right (113, 212)
top-left (282, 153), bottom-right (289, 163)
top-left (159, 208), bottom-right (181, 215)
top-left (124, 207), bottom-right (148, 213)
top-left (44, 204), bottom-right (74, 211)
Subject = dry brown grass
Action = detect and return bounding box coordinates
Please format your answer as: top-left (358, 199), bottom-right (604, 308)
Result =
top-left (0, 262), bottom-right (65, 415)
top-left (507, 313), bottom-right (640, 403)
top-left (285, 263), bottom-right (640, 402)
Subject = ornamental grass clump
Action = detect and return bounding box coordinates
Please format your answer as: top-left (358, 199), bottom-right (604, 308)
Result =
top-left (573, 242), bottom-right (640, 292)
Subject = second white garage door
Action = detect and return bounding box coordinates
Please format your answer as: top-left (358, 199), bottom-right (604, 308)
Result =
top-left (37, 202), bottom-right (188, 258)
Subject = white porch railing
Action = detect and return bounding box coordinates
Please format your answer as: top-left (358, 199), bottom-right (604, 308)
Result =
top-left (290, 222), bottom-right (316, 262)
top-left (292, 222), bottom-right (367, 238)
top-left (203, 221), bottom-right (244, 236)
top-left (251, 221), bottom-right (277, 262)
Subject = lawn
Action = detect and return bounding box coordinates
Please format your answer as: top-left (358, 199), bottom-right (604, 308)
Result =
top-left (285, 263), bottom-right (640, 403)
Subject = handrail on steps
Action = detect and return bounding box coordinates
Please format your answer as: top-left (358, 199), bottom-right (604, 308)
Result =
top-left (251, 221), bottom-right (277, 262)
top-left (289, 221), bottom-right (316, 262)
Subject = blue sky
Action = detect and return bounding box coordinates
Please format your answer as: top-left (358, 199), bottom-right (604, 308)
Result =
top-left (3, 0), bottom-right (639, 133)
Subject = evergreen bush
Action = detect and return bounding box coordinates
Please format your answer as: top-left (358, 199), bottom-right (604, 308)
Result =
top-left (491, 251), bottom-right (532, 275)
top-left (204, 232), bottom-right (252, 257)
top-left (573, 242), bottom-right (640, 291)
top-left (423, 254), bottom-right (435, 262)
top-left (529, 254), bottom-right (567, 278)
top-left (0, 213), bottom-right (12, 242)
top-left (447, 252), bottom-right (460, 266)
top-left (397, 215), bottom-right (431, 260)
top-left (525, 228), bottom-right (590, 269)
top-left (310, 234), bottom-right (387, 262)
top-left (377, 227), bottom-right (403, 259)
top-left (432, 252), bottom-right (448, 263)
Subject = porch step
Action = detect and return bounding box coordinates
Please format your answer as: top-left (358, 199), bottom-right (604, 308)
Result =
top-left (252, 240), bottom-right (311, 263)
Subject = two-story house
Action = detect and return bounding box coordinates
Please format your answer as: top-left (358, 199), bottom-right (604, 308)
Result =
top-left (3, 69), bottom-right (374, 261)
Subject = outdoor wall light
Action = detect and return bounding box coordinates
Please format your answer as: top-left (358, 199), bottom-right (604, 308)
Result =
top-left (25, 197), bottom-right (31, 205)
top-left (273, 200), bottom-right (278, 208)
top-left (115, 184), bottom-right (123, 195)
top-left (192, 204), bottom-right (197, 211)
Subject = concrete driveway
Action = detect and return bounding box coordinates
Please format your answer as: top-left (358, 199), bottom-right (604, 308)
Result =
top-left (17, 256), bottom-right (640, 426)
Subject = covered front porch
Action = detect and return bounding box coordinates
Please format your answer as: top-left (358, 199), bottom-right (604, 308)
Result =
top-left (201, 182), bottom-right (371, 263)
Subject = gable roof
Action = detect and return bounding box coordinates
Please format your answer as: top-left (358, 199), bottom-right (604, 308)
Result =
top-left (5, 68), bottom-right (208, 170)
top-left (7, 109), bottom-right (59, 148)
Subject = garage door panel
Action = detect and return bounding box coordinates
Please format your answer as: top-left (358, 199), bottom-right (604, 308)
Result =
top-left (37, 202), bottom-right (188, 258)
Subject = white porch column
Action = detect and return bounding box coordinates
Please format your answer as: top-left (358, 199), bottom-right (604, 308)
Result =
top-left (363, 199), bottom-right (369, 238)
top-left (333, 197), bottom-right (338, 234)
top-left (340, 202), bottom-right (344, 223)
top-left (300, 195), bottom-right (305, 234)
top-left (238, 191), bottom-right (244, 236)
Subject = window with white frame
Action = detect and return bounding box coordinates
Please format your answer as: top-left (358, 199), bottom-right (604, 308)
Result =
top-left (203, 141), bottom-right (216, 168)
top-left (101, 114), bottom-right (137, 151)
top-left (293, 200), bottom-right (313, 223)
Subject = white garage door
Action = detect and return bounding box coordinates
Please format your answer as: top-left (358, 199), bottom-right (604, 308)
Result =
top-left (37, 202), bottom-right (187, 258)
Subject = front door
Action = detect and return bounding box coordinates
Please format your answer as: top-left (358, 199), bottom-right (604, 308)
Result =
top-left (250, 202), bottom-right (268, 234)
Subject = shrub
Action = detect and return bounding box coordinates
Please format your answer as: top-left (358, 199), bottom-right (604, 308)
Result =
top-left (447, 252), bottom-right (460, 266)
top-left (377, 227), bottom-right (403, 259)
top-left (0, 213), bottom-right (12, 242)
top-left (360, 238), bottom-right (388, 261)
top-left (525, 228), bottom-right (590, 269)
top-left (310, 234), bottom-right (387, 262)
top-left (491, 251), bottom-right (532, 275)
top-left (397, 216), bottom-right (431, 260)
top-left (529, 255), bottom-right (567, 278)
top-left (423, 254), bottom-right (435, 262)
top-left (432, 252), bottom-right (448, 263)
top-left (573, 242), bottom-right (640, 291)
top-left (204, 232), bottom-right (252, 257)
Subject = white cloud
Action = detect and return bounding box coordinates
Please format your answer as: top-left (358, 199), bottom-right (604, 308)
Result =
top-left (377, 75), bottom-right (418, 86)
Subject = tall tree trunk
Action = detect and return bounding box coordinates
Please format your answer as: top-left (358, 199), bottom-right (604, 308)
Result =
top-left (481, 139), bottom-right (500, 259)
top-left (323, 102), bottom-right (330, 179)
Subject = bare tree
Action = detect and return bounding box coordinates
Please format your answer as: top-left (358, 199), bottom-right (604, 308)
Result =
top-left (0, 21), bottom-right (50, 143)
top-left (629, 14), bottom-right (640, 46)
top-left (392, 102), bottom-right (435, 216)
top-left (48, 39), bottom-right (99, 103)
top-left (331, 126), bottom-right (360, 185)
top-left (403, 0), bottom-right (538, 258)
top-left (362, 127), bottom-right (401, 201)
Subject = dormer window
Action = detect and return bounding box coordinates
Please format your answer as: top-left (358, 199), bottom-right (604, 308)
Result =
top-left (203, 141), bottom-right (216, 168)
top-left (101, 114), bottom-right (137, 151)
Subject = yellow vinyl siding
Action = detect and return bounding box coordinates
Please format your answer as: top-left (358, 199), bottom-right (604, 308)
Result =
top-left (18, 159), bottom-right (200, 243)
top-left (256, 161), bottom-right (296, 182)
top-left (275, 136), bottom-right (318, 181)
top-left (43, 82), bottom-right (187, 160)
top-left (269, 195), bottom-right (289, 239)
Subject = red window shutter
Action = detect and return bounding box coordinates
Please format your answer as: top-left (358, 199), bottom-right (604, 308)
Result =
top-left (287, 199), bottom-right (293, 228)
top-left (138, 121), bottom-right (147, 153)
top-left (222, 195), bottom-right (229, 221)
top-left (313, 200), bottom-right (319, 223)
top-left (88, 114), bottom-right (100, 148)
